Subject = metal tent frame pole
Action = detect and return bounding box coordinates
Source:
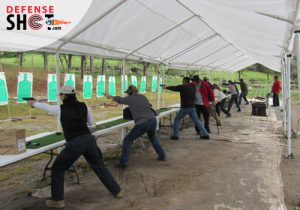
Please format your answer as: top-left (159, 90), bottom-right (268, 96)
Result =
top-left (161, 66), bottom-right (166, 108)
top-left (295, 30), bottom-right (300, 137)
top-left (295, 31), bottom-right (300, 106)
top-left (286, 54), bottom-right (293, 158)
top-left (156, 65), bottom-right (161, 110)
top-left (156, 65), bottom-right (162, 130)
top-left (121, 59), bottom-right (126, 141)
top-left (281, 60), bottom-right (287, 135)
top-left (226, 71), bottom-right (229, 82)
top-left (55, 51), bottom-right (62, 133)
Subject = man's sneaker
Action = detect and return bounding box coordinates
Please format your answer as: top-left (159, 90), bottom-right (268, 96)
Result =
top-left (114, 164), bottom-right (127, 169)
top-left (200, 135), bottom-right (210, 140)
top-left (157, 156), bottom-right (167, 161)
top-left (114, 191), bottom-right (124, 198)
top-left (45, 199), bottom-right (65, 209)
top-left (226, 114), bottom-right (231, 118)
top-left (169, 136), bottom-right (179, 141)
top-left (237, 109), bottom-right (241, 112)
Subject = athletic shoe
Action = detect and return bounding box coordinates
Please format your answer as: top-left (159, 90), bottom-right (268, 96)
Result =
top-left (45, 199), bottom-right (65, 209)
top-left (226, 114), bottom-right (232, 118)
top-left (200, 135), bottom-right (210, 140)
top-left (114, 164), bottom-right (127, 169)
top-left (157, 156), bottom-right (167, 161)
top-left (169, 136), bottom-right (179, 141)
top-left (115, 191), bottom-right (124, 198)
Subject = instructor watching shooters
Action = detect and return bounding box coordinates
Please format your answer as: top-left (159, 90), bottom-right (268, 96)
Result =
top-left (163, 77), bottom-right (210, 140)
top-left (106, 85), bottom-right (166, 169)
top-left (28, 86), bottom-right (122, 209)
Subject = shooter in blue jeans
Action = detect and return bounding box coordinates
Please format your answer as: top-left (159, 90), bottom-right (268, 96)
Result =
top-left (106, 85), bottom-right (166, 169)
top-left (164, 77), bottom-right (210, 140)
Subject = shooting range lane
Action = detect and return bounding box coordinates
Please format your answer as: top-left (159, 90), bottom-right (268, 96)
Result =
top-left (0, 104), bottom-right (285, 210)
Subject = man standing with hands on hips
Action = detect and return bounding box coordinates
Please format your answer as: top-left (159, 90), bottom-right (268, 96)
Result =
top-left (27, 85), bottom-right (122, 209)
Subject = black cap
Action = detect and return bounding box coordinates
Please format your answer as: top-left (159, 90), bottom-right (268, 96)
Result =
top-left (124, 85), bottom-right (138, 94)
top-left (191, 75), bottom-right (200, 82)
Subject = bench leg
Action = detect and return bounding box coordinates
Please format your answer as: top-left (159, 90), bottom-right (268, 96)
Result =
top-left (42, 149), bottom-right (54, 180)
top-left (69, 164), bottom-right (80, 184)
top-left (42, 149), bottom-right (80, 184)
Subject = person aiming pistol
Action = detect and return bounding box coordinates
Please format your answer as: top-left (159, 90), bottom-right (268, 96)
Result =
top-left (27, 86), bottom-right (122, 209)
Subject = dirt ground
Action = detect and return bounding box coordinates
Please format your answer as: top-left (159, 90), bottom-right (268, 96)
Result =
top-left (0, 103), bottom-right (289, 210)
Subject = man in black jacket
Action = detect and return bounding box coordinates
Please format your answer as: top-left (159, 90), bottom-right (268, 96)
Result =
top-left (28, 86), bottom-right (122, 208)
top-left (237, 79), bottom-right (249, 105)
top-left (164, 77), bottom-right (210, 140)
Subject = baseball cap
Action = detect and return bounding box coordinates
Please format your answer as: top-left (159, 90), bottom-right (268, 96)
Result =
top-left (124, 85), bottom-right (138, 94)
top-left (191, 75), bottom-right (200, 82)
top-left (59, 85), bottom-right (75, 94)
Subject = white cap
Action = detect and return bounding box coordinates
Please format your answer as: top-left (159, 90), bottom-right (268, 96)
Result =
top-left (59, 86), bottom-right (75, 94)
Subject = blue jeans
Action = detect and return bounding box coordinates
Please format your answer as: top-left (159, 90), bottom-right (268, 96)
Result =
top-left (238, 91), bottom-right (249, 105)
top-left (173, 107), bottom-right (209, 138)
top-left (120, 118), bottom-right (166, 166)
top-left (227, 94), bottom-right (241, 112)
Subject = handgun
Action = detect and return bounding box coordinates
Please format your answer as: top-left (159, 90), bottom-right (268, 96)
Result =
top-left (22, 97), bottom-right (36, 101)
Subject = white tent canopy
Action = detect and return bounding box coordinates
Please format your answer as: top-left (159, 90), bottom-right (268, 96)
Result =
top-left (1, 0), bottom-right (299, 72)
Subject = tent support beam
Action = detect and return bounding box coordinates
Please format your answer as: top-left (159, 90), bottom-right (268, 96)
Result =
top-left (163, 34), bottom-right (218, 63)
top-left (57, 0), bottom-right (127, 50)
top-left (285, 54), bottom-right (293, 158)
top-left (55, 51), bottom-right (62, 133)
top-left (186, 44), bottom-right (231, 68)
top-left (125, 15), bottom-right (195, 59)
top-left (281, 59), bottom-right (287, 135)
top-left (44, 41), bottom-right (161, 65)
top-left (156, 65), bottom-right (161, 109)
top-left (255, 12), bottom-right (293, 24)
top-left (121, 59), bottom-right (126, 141)
top-left (295, 31), bottom-right (300, 106)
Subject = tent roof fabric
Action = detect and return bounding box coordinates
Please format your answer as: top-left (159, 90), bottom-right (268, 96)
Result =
top-left (5, 0), bottom-right (300, 72)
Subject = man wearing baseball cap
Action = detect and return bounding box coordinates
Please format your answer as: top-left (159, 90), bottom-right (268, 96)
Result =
top-left (28, 85), bottom-right (122, 208)
top-left (164, 77), bottom-right (210, 140)
top-left (106, 85), bottom-right (166, 168)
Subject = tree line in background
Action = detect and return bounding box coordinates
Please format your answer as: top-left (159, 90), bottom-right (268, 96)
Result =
top-left (0, 52), bottom-right (153, 79)
top-left (0, 51), bottom-right (295, 81)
